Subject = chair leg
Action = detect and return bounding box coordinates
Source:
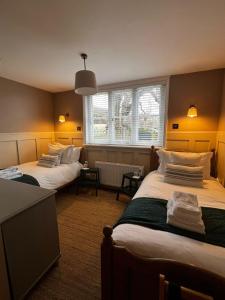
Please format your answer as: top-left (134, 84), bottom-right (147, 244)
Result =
top-left (116, 191), bottom-right (120, 201)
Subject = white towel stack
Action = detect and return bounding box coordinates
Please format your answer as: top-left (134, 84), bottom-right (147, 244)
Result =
top-left (167, 191), bottom-right (205, 234)
top-left (0, 167), bottom-right (23, 180)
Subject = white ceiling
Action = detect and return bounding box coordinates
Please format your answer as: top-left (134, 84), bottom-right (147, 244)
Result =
top-left (0, 0), bottom-right (225, 92)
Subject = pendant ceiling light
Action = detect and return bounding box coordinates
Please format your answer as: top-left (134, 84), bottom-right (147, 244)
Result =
top-left (74, 53), bottom-right (97, 96)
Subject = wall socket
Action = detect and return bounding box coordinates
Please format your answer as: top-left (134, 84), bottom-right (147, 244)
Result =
top-left (172, 123), bottom-right (179, 129)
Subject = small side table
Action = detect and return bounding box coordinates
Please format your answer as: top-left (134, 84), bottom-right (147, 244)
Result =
top-left (77, 168), bottom-right (100, 196)
top-left (116, 172), bottom-right (144, 200)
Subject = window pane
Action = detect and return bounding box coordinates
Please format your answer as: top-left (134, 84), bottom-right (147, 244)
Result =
top-left (92, 93), bottom-right (109, 143)
top-left (111, 89), bottom-right (132, 144)
top-left (136, 86), bottom-right (162, 144)
top-left (85, 82), bottom-right (166, 146)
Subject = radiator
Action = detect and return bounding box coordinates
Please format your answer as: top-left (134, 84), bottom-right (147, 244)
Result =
top-left (95, 161), bottom-right (144, 187)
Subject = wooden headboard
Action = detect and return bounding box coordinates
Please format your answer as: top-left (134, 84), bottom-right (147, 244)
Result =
top-left (149, 146), bottom-right (217, 178)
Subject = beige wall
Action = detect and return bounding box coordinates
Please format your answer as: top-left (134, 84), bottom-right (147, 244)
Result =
top-left (53, 91), bottom-right (83, 133)
top-left (217, 70), bottom-right (225, 185)
top-left (1, 69), bottom-right (225, 172)
top-left (51, 69), bottom-right (224, 173)
top-left (53, 69), bottom-right (225, 136)
top-left (0, 69), bottom-right (224, 136)
top-left (168, 69), bottom-right (224, 132)
top-left (0, 77), bottom-right (54, 133)
top-left (218, 71), bottom-right (225, 131)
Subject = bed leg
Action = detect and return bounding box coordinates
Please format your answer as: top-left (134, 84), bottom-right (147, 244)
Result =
top-left (101, 226), bottom-right (114, 300)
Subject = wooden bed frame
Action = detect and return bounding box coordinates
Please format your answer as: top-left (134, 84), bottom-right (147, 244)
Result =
top-left (55, 147), bottom-right (85, 191)
top-left (101, 146), bottom-right (224, 300)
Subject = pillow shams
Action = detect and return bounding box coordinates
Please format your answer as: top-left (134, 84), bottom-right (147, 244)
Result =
top-left (199, 152), bottom-right (213, 179)
top-left (156, 149), bottom-right (171, 174)
top-left (48, 143), bottom-right (64, 156)
top-left (170, 151), bottom-right (201, 166)
top-left (71, 147), bottom-right (81, 162)
top-left (164, 163), bottom-right (204, 188)
top-left (48, 143), bottom-right (81, 164)
top-left (37, 154), bottom-right (61, 168)
top-left (60, 145), bottom-right (81, 163)
top-left (156, 149), bottom-right (212, 179)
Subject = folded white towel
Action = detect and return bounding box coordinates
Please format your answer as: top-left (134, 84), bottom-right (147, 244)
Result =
top-left (173, 191), bottom-right (198, 206)
top-left (167, 191), bottom-right (205, 234)
top-left (167, 213), bottom-right (205, 234)
top-left (0, 167), bottom-right (18, 175)
top-left (167, 200), bottom-right (202, 219)
top-left (0, 171), bottom-right (23, 180)
top-left (167, 205), bottom-right (203, 227)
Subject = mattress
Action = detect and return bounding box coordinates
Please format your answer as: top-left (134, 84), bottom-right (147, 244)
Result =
top-left (17, 161), bottom-right (82, 190)
top-left (112, 171), bottom-right (225, 277)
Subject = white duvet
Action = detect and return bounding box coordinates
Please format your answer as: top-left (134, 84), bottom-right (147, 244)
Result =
top-left (112, 171), bottom-right (225, 277)
top-left (17, 161), bottom-right (82, 190)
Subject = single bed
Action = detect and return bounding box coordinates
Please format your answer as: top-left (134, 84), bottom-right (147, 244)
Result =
top-left (17, 160), bottom-right (82, 190)
top-left (101, 147), bottom-right (225, 300)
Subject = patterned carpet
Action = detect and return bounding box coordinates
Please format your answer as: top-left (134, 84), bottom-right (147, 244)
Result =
top-left (26, 186), bottom-right (127, 300)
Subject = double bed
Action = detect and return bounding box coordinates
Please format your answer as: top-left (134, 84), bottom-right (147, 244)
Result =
top-left (101, 147), bottom-right (225, 299)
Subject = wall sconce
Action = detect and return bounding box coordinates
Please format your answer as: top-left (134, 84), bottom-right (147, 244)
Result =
top-left (187, 105), bottom-right (198, 118)
top-left (58, 113), bottom-right (69, 123)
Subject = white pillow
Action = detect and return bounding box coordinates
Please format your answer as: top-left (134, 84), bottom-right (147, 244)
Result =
top-left (48, 143), bottom-right (64, 157)
top-left (170, 151), bottom-right (201, 166)
top-left (156, 149), bottom-right (172, 174)
top-left (164, 176), bottom-right (203, 188)
top-left (171, 151), bottom-right (212, 179)
top-left (48, 143), bottom-right (82, 164)
top-left (156, 149), bottom-right (212, 179)
top-left (164, 163), bottom-right (204, 188)
top-left (37, 154), bottom-right (61, 168)
top-left (71, 147), bottom-right (81, 162)
top-left (199, 152), bottom-right (213, 179)
top-left (60, 145), bottom-right (75, 164)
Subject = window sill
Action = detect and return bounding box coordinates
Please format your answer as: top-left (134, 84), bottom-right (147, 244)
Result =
top-left (84, 144), bottom-right (161, 150)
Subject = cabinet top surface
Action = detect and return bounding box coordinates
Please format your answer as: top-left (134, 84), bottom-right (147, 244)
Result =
top-left (0, 179), bottom-right (56, 223)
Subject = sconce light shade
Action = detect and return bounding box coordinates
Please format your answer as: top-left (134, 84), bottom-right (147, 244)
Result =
top-left (75, 70), bottom-right (97, 96)
top-left (187, 105), bottom-right (198, 118)
top-left (59, 115), bottom-right (66, 123)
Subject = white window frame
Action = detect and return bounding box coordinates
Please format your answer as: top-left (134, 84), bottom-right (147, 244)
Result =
top-left (83, 76), bottom-right (170, 148)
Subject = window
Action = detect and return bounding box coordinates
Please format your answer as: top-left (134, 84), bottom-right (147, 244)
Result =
top-left (85, 81), bottom-right (167, 146)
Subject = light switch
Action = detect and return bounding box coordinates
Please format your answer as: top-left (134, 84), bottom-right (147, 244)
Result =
top-left (172, 123), bottom-right (179, 129)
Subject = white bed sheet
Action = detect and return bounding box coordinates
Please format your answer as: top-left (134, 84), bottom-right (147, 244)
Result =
top-left (112, 171), bottom-right (225, 277)
top-left (17, 161), bottom-right (82, 190)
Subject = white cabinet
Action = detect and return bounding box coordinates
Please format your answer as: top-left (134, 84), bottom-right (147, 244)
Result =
top-left (0, 179), bottom-right (60, 299)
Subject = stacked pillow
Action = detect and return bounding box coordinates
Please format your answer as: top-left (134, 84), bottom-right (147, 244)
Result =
top-left (156, 149), bottom-right (213, 187)
top-left (37, 143), bottom-right (81, 167)
top-left (164, 163), bottom-right (204, 188)
top-left (37, 154), bottom-right (61, 168)
top-left (48, 143), bottom-right (81, 164)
